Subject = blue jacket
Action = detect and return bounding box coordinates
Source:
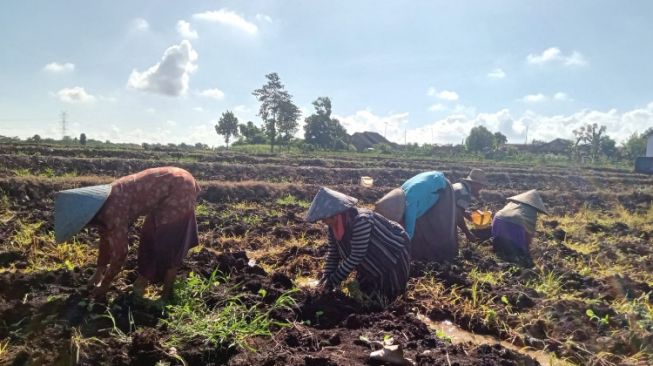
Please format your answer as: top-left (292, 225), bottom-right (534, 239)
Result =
top-left (401, 171), bottom-right (447, 238)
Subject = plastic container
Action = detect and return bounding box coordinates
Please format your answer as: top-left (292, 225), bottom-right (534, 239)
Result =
top-left (360, 176), bottom-right (374, 187)
top-left (471, 210), bottom-right (492, 228)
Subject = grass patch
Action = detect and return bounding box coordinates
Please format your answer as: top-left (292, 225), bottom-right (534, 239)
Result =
top-left (162, 270), bottom-right (297, 351)
top-left (195, 203), bottom-right (211, 217)
top-left (275, 195), bottom-right (310, 209)
top-left (528, 267), bottom-right (564, 297)
top-left (6, 221), bottom-right (95, 273)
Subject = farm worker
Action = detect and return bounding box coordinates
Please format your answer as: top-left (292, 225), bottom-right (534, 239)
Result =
top-left (491, 189), bottom-right (549, 267)
top-left (375, 171), bottom-right (458, 261)
top-left (306, 187), bottom-right (411, 301)
top-left (54, 167), bottom-right (200, 299)
top-left (452, 168), bottom-right (489, 242)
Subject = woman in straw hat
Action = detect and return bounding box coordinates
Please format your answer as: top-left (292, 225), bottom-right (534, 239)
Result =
top-left (306, 187), bottom-right (411, 302)
top-left (492, 189), bottom-right (549, 267)
top-left (375, 171), bottom-right (457, 261)
top-left (55, 167), bottom-right (200, 299)
top-left (452, 168), bottom-right (490, 242)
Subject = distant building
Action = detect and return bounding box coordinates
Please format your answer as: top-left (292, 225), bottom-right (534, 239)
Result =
top-left (532, 138), bottom-right (572, 154)
top-left (350, 131), bottom-right (397, 151)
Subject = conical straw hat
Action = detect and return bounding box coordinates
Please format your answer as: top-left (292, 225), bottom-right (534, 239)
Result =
top-left (507, 189), bottom-right (549, 215)
top-left (463, 168), bottom-right (489, 186)
top-left (305, 187), bottom-right (358, 222)
top-left (54, 184), bottom-right (112, 243)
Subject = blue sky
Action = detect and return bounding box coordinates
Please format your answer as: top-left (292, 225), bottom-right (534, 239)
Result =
top-left (1, 0), bottom-right (652, 146)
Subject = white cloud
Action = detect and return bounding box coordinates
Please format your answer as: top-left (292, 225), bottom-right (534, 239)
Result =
top-left (127, 40), bottom-right (198, 97)
top-left (56, 87), bottom-right (95, 103)
top-left (487, 68), bottom-right (506, 79)
top-left (166, 120), bottom-right (177, 126)
top-left (43, 62), bottom-right (75, 73)
top-left (429, 104), bottom-right (447, 112)
top-left (565, 51), bottom-right (588, 66)
top-left (176, 20), bottom-right (198, 39)
top-left (145, 108), bottom-right (156, 114)
top-left (193, 9), bottom-right (258, 34)
top-left (132, 18), bottom-right (149, 31)
top-left (234, 105), bottom-right (251, 113)
top-left (199, 88), bottom-right (225, 100)
top-left (527, 47), bottom-right (587, 66)
top-left (334, 109), bottom-right (410, 143)
top-left (522, 93), bottom-right (547, 103)
top-left (553, 92), bottom-right (572, 101)
top-left (520, 92), bottom-right (572, 103)
top-left (193, 107), bottom-right (204, 112)
top-left (427, 87), bottom-right (459, 101)
top-left (255, 14), bottom-right (273, 23)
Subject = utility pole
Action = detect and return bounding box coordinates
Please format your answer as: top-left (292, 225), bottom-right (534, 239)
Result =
top-left (60, 111), bottom-right (68, 139)
top-left (524, 126), bottom-right (529, 144)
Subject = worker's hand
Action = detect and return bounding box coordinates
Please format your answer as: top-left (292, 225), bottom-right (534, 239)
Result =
top-left (87, 269), bottom-right (105, 288)
top-left (90, 283), bottom-right (110, 299)
top-left (466, 233), bottom-right (480, 243)
top-left (316, 281), bottom-right (334, 294)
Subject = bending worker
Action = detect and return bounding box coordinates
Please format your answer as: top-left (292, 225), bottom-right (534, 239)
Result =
top-left (305, 187), bottom-right (410, 302)
top-left (54, 167), bottom-right (201, 299)
top-left (492, 189), bottom-right (549, 267)
top-left (375, 171), bottom-right (457, 261)
top-left (452, 168), bottom-right (489, 242)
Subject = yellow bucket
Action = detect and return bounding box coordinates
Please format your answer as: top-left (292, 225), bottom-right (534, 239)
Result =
top-left (471, 210), bottom-right (492, 228)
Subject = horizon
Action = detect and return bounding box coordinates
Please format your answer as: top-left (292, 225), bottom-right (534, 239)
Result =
top-left (1, 1), bottom-right (653, 147)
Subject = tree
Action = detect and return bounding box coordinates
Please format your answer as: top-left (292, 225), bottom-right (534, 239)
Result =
top-left (252, 73), bottom-right (298, 152)
top-left (238, 121), bottom-right (267, 144)
top-left (303, 97), bottom-right (349, 150)
top-left (277, 99), bottom-right (301, 149)
top-left (573, 123), bottom-right (606, 163)
top-left (599, 135), bottom-right (617, 159)
top-left (622, 128), bottom-right (652, 160)
top-left (80, 133), bottom-right (87, 146)
top-left (493, 132), bottom-right (507, 148)
top-left (29, 134), bottom-right (41, 143)
top-left (465, 126), bottom-right (495, 152)
top-left (215, 111), bottom-right (240, 149)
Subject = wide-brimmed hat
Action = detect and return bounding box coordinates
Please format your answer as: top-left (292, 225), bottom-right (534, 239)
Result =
top-left (305, 187), bottom-right (358, 222)
top-left (508, 189), bottom-right (549, 215)
top-left (462, 168), bottom-right (489, 186)
top-left (54, 184), bottom-right (112, 243)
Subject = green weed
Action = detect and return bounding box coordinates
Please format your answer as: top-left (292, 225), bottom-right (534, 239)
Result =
top-left (275, 195), bottom-right (310, 208)
top-left (162, 270), bottom-right (297, 351)
top-left (195, 203), bottom-right (211, 217)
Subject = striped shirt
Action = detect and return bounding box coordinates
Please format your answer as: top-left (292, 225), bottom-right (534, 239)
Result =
top-left (323, 209), bottom-right (410, 298)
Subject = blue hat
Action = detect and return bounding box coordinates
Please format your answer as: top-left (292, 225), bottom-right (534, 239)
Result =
top-left (54, 184), bottom-right (112, 243)
top-left (305, 187), bottom-right (358, 222)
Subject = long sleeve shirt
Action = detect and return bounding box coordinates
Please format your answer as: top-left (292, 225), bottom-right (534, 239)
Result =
top-left (322, 209), bottom-right (410, 291)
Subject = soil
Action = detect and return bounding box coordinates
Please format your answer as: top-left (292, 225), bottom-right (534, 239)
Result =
top-left (1, 143), bottom-right (652, 365)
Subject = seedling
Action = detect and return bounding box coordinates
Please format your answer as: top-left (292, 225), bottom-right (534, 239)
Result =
top-left (434, 329), bottom-right (452, 343)
top-left (315, 310), bottom-right (325, 324)
top-left (586, 309), bottom-right (609, 327)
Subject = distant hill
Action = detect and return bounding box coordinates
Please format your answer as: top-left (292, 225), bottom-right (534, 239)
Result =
top-left (350, 131), bottom-right (397, 151)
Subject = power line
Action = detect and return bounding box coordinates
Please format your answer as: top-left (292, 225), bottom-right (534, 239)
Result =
top-left (60, 111), bottom-right (67, 138)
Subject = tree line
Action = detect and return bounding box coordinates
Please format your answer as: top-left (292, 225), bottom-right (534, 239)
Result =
top-left (215, 73), bottom-right (349, 152)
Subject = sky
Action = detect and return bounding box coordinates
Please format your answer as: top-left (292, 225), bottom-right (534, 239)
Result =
top-left (1, 0), bottom-right (652, 147)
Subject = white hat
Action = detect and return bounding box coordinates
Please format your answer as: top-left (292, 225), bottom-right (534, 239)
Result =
top-left (508, 189), bottom-right (549, 215)
top-left (305, 187), bottom-right (358, 222)
top-left (54, 184), bottom-right (112, 243)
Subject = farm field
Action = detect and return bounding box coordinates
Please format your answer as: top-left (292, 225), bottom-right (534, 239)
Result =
top-left (1, 143), bottom-right (652, 366)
